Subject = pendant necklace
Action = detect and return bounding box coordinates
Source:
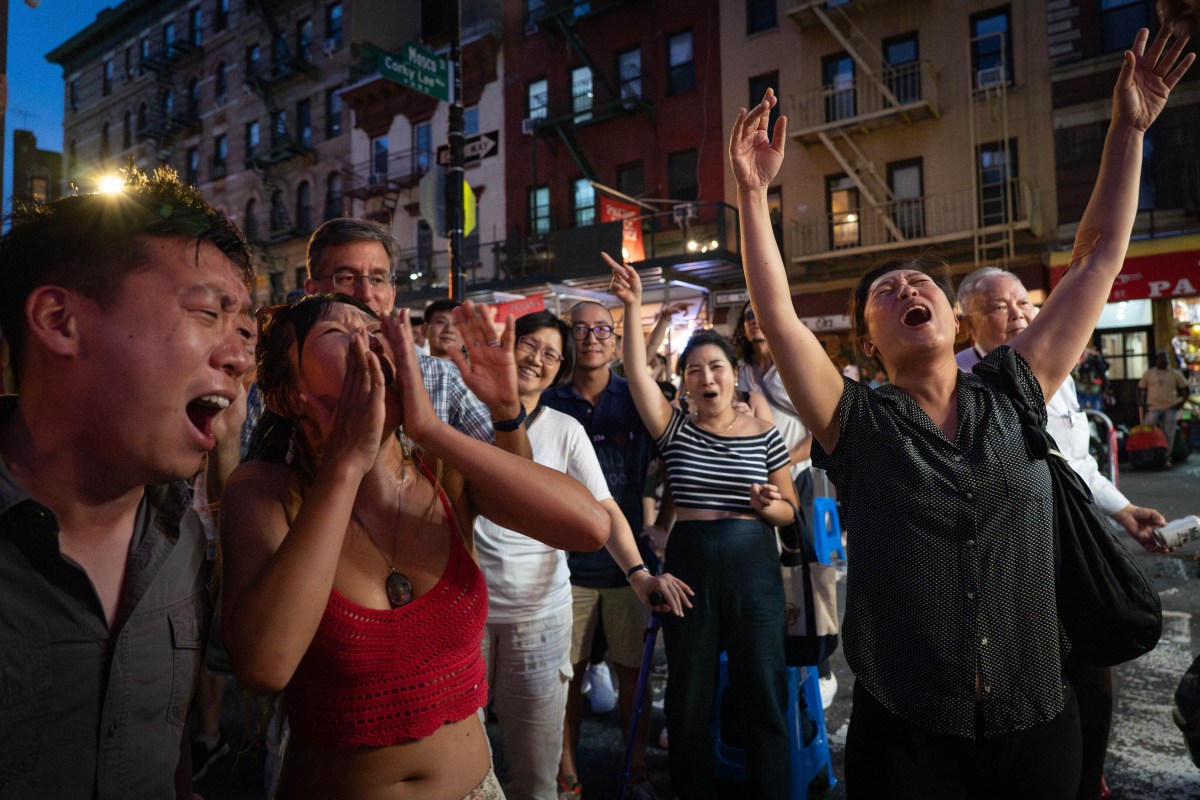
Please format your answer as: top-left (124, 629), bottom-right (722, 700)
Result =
top-left (354, 469), bottom-right (413, 609)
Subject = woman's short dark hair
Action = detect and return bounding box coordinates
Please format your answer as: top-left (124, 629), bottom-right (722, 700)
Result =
top-left (678, 328), bottom-right (738, 379)
top-left (729, 300), bottom-right (756, 366)
top-left (515, 310), bottom-right (575, 386)
top-left (849, 253), bottom-right (956, 342)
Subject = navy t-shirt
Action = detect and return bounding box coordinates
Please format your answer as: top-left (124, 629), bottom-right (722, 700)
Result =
top-left (541, 374), bottom-right (659, 587)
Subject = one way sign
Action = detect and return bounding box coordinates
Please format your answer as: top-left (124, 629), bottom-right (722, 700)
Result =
top-left (437, 130), bottom-right (499, 166)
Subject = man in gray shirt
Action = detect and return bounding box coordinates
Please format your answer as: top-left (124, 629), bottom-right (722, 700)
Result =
top-left (0, 170), bottom-right (256, 799)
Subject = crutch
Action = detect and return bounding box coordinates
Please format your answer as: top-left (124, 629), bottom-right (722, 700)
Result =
top-left (616, 590), bottom-right (663, 799)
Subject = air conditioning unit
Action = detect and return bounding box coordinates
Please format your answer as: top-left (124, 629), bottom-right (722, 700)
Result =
top-left (524, 21), bottom-right (538, 36)
top-left (672, 203), bottom-right (696, 224)
top-left (976, 66), bottom-right (1004, 89)
top-left (521, 117), bottom-right (537, 135)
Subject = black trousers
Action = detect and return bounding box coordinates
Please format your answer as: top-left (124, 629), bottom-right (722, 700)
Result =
top-left (844, 681), bottom-right (1082, 800)
top-left (1064, 662), bottom-right (1113, 800)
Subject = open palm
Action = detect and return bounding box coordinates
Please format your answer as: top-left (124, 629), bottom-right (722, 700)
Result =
top-left (729, 88), bottom-right (787, 191)
top-left (1115, 26), bottom-right (1194, 131)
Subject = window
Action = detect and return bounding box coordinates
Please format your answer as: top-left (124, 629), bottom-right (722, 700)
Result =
top-left (246, 44), bottom-right (261, 78)
top-left (827, 175), bottom-right (860, 249)
top-left (415, 122), bottom-right (432, 174)
top-left (190, 7), bottom-right (202, 47)
top-left (298, 17), bottom-right (314, 61)
top-left (137, 102), bottom-right (148, 133)
top-left (215, 0), bottom-right (228, 31)
top-left (977, 139), bottom-right (1019, 226)
top-left (616, 161), bottom-right (644, 198)
top-left (69, 80), bottom-right (78, 112)
top-left (270, 190), bottom-right (289, 234)
top-left (103, 60), bottom-right (113, 96)
top-left (325, 171), bottom-right (342, 220)
top-left (1138, 132), bottom-right (1156, 211)
top-left (164, 22), bottom-right (176, 47)
top-left (463, 106), bottom-right (479, 137)
top-left (617, 48), bottom-right (641, 101)
top-left (1101, 0), bottom-right (1152, 53)
top-left (296, 181), bottom-right (313, 233)
top-left (244, 199), bottom-right (259, 242)
top-left (30, 177), bottom-right (49, 203)
top-left (273, 31), bottom-right (289, 65)
top-left (747, 0), bottom-right (776, 34)
top-left (163, 89), bottom-right (174, 119)
top-left (572, 65), bottom-right (593, 123)
top-left (140, 37), bottom-right (150, 63)
top-left (573, 178), bottom-right (595, 226)
top-left (100, 123), bottom-right (110, 162)
top-left (417, 220), bottom-right (433, 274)
top-left (297, 98), bottom-right (312, 148)
top-left (188, 77), bottom-right (200, 117)
top-left (527, 78), bottom-right (548, 120)
top-left (212, 133), bottom-right (228, 177)
top-left (667, 31), bottom-right (694, 95)
top-left (883, 33), bottom-right (919, 105)
top-left (272, 109), bottom-right (288, 150)
top-left (326, 3), bottom-right (343, 50)
top-left (748, 71), bottom-right (780, 137)
top-left (530, 186), bottom-right (550, 235)
top-left (246, 120), bottom-right (261, 160)
top-left (971, 7), bottom-right (1012, 89)
top-left (325, 88), bottom-right (342, 137)
top-left (123, 110), bottom-right (132, 148)
top-left (186, 146), bottom-right (199, 185)
top-left (370, 135), bottom-right (388, 184)
top-left (1099, 329), bottom-right (1150, 380)
top-left (822, 53), bottom-right (855, 121)
top-left (887, 158), bottom-right (925, 238)
top-left (215, 62), bottom-right (227, 104)
top-left (667, 149), bottom-right (698, 201)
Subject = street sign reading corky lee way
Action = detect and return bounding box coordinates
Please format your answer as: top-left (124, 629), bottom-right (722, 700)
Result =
top-left (377, 41), bottom-right (449, 102)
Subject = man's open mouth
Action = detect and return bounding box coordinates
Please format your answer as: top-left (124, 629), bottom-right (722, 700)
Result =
top-left (186, 395), bottom-right (230, 437)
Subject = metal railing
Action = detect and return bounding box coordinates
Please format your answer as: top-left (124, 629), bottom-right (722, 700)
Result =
top-left (787, 61), bottom-right (938, 137)
top-left (342, 147), bottom-right (435, 197)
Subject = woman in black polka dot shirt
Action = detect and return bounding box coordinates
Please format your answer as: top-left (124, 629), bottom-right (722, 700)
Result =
top-left (730, 27), bottom-right (1193, 799)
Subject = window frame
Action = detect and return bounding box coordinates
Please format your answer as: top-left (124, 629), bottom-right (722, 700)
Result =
top-left (666, 30), bottom-right (695, 96)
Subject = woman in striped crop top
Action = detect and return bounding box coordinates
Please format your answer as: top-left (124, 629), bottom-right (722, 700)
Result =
top-left (608, 254), bottom-right (800, 800)
top-left (218, 294), bottom-right (609, 800)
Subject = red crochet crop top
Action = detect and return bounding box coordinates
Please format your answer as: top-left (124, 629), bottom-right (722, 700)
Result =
top-left (284, 475), bottom-right (489, 749)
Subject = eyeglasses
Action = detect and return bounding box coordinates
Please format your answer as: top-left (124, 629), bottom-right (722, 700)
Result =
top-left (516, 336), bottom-right (563, 365)
top-left (313, 271), bottom-right (392, 290)
top-left (571, 323), bottom-right (614, 341)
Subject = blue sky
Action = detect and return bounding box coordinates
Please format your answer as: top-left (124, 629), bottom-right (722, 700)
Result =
top-left (5, 0), bottom-right (114, 213)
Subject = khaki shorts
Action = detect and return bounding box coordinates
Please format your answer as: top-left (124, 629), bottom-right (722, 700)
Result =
top-left (463, 766), bottom-right (505, 800)
top-left (569, 584), bottom-right (651, 669)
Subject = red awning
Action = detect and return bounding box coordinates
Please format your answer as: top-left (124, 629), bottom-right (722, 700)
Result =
top-left (1049, 234), bottom-right (1200, 301)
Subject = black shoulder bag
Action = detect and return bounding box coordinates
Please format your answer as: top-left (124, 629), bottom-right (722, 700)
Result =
top-left (974, 347), bottom-right (1161, 667)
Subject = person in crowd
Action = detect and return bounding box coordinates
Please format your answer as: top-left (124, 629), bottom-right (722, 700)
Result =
top-left (476, 310), bottom-right (691, 800)
top-left (1138, 349), bottom-right (1190, 459)
top-left (957, 265), bottom-right (1168, 800)
top-left (609, 254), bottom-right (800, 800)
top-left (0, 168), bottom-right (255, 799)
top-left (219, 295), bottom-right (609, 799)
top-left (425, 299), bottom-right (465, 360)
top-left (730, 27), bottom-right (1192, 798)
top-left (542, 301), bottom-right (664, 800)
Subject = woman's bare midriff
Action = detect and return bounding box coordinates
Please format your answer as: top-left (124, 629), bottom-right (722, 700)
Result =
top-left (275, 712), bottom-right (492, 800)
top-left (675, 508), bottom-right (760, 522)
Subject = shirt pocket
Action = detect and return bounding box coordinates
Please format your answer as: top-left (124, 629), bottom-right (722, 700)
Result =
top-left (0, 638), bottom-right (50, 790)
top-left (166, 600), bottom-right (205, 727)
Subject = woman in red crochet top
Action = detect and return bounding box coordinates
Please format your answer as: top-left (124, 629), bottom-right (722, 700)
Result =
top-left (219, 294), bottom-right (609, 799)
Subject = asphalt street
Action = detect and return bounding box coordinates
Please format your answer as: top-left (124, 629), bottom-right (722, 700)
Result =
top-left (197, 455), bottom-right (1200, 800)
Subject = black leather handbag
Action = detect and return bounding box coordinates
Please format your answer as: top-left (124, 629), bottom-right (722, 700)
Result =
top-left (975, 347), bottom-right (1162, 667)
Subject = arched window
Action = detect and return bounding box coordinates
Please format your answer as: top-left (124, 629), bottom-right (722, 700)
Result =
top-left (137, 102), bottom-right (148, 134)
top-left (243, 198), bottom-right (259, 242)
top-left (325, 171), bottom-right (342, 220)
top-left (296, 181), bottom-right (313, 233)
top-left (270, 189), bottom-right (289, 234)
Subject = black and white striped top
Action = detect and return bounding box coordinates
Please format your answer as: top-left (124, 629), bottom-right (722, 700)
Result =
top-left (655, 408), bottom-right (790, 514)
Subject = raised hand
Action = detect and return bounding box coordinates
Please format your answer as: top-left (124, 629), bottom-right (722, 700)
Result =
top-left (1114, 26), bottom-right (1194, 132)
top-left (447, 301), bottom-right (521, 418)
top-left (729, 88), bottom-right (788, 192)
top-left (378, 308), bottom-right (440, 443)
top-left (299, 327), bottom-right (387, 475)
top-left (604, 251), bottom-right (642, 307)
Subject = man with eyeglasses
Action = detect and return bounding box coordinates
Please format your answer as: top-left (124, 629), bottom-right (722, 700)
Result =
top-left (304, 219), bottom-right (528, 454)
top-left (541, 300), bottom-right (660, 798)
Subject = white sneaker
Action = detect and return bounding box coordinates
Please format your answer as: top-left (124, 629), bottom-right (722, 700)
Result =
top-left (585, 662), bottom-right (617, 713)
top-left (819, 673), bottom-right (838, 710)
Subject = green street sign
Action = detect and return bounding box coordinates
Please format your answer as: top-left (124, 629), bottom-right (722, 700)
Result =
top-left (377, 42), bottom-right (449, 102)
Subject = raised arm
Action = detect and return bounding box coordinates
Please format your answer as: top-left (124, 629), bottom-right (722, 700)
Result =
top-left (607, 253), bottom-right (675, 439)
top-left (731, 89), bottom-right (845, 451)
top-left (384, 309), bottom-right (609, 552)
top-left (1014, 27), bottom-right (1193, 398)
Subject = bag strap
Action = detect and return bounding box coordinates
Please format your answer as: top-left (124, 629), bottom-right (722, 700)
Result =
top-left (779, 499), bottom-right (817, 565)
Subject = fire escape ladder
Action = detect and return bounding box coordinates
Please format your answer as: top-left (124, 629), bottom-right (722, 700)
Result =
top-left (968, 30), bottom-right (1015, 267)
top-left (810, 3), bottom-right (904, 114)
top-left (552, 15), bottom-right (621, 108)
top-left (817, 130), bottom-right (904, 243)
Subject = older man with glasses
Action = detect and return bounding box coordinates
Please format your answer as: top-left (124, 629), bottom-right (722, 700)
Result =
top-left (541, 301), bottom-right (662, 800)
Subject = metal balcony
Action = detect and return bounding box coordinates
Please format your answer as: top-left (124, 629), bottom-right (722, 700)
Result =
top-left (788, 61), bottom-right (939, 142)
top-left (342, 147), bottom-right (435, 199)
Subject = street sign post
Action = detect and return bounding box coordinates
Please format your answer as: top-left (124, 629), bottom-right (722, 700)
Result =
top-left (375, 42), bottom-right (449, 102)
top-left (436, 131), bottom-right (499, 167)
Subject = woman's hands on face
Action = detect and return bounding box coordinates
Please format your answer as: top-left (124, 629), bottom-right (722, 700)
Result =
top-left (379, 308), bottom-right (441, 444)
top-left (729, 88), bottom-right (788, 193)
top-left (298, 327), bottom-right (387, 476)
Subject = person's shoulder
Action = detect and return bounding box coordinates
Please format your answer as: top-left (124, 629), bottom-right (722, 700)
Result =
top-left (227, 458), bottom-right (294, 496)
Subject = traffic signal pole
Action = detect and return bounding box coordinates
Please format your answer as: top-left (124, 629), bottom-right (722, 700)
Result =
top-left (446, 0), bottom-right (465, 301)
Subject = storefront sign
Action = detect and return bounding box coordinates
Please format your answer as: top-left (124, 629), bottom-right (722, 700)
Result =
top-left (1050, 235), bottom-right (1200, 301)
top-left (492, 294), bottom-right (545, 322)
top-left (799, 314), bottom-right (851, 331)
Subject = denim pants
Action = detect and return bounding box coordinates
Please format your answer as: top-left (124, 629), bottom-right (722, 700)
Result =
top-left (482, 606), bottom-right (574, 800)
top-left (661, 518), bottom-right (791, 800)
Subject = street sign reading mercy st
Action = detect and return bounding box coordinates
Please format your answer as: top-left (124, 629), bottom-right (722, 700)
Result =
top-left (377, 42), bottom-right (449, 102)
top-left (436, 131), bottom-right (499, 166)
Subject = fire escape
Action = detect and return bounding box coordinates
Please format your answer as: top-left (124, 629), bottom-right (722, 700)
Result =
top-left (968, 29), bottom-right (1019, 266)
top-left (784, 0), bottom-right (941, 260)
top-left (522, 0), bottom-right (655, 182)
top-left (137, 34), bottom-right (202, 153)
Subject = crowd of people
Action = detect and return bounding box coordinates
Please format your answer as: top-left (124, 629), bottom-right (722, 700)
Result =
top-left (0, 23), bottom-right (1192, 800)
